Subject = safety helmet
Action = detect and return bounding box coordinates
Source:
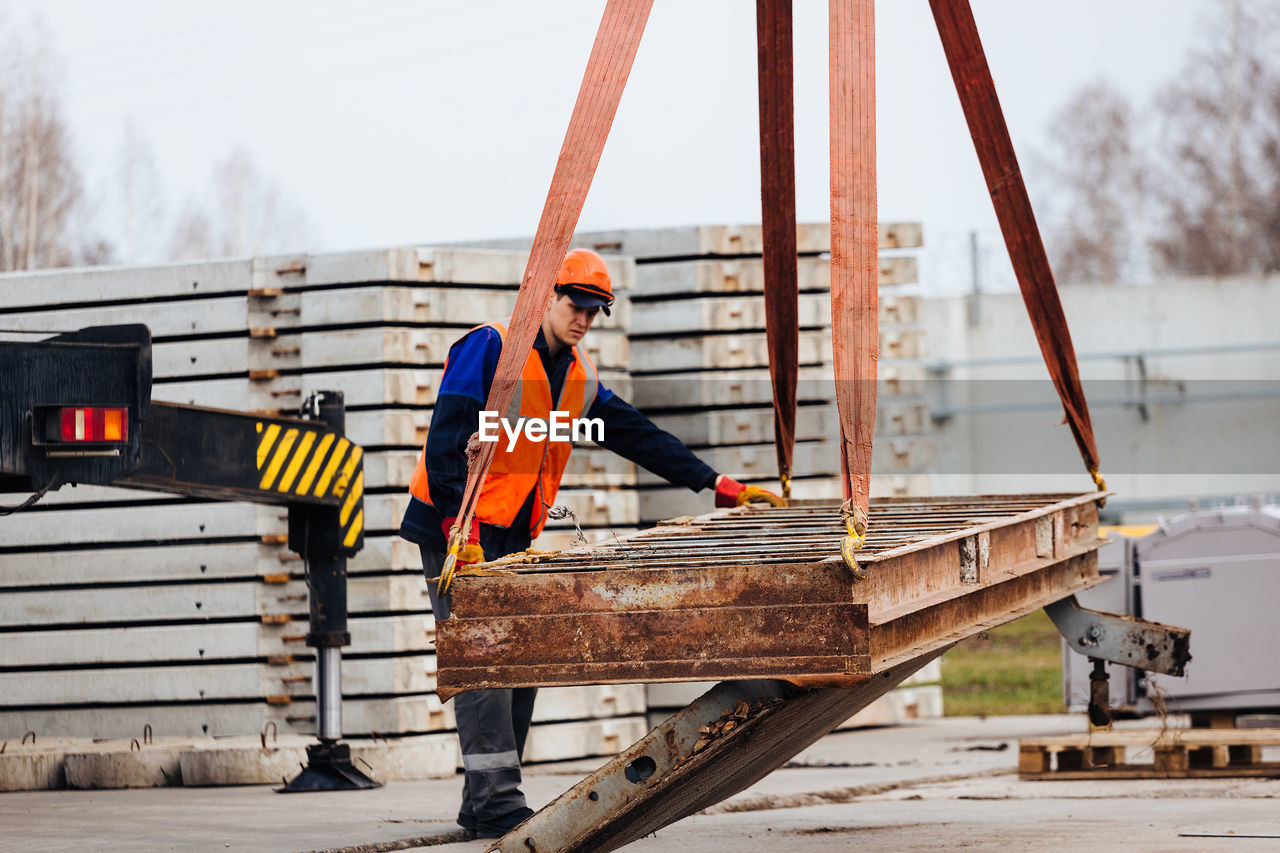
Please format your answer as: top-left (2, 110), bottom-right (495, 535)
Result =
top-left (555, 248), bottom-right (614, 315)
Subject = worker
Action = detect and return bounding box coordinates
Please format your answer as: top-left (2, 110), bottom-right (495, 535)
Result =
top-left (399, 247), bottom-right (783, 839)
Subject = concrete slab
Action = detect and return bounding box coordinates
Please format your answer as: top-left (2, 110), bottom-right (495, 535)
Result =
top-left (0, 738), bottom-right (95, 792)
top-left (62, 737), bottom-right (214, 790)
top-left (178, 736), bottom-right (311, 787)
top-left (178, 734), bottom-right (458, 786)
top-left (0, 751), bottom-right (66, 793)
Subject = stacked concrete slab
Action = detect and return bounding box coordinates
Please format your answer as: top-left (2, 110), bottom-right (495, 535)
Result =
top-left (0, 248), bottom-right (647, 773)
top-left (574, 222), bottom-right (933, 522)
top-left (1, 226), bottom-right (940, 785)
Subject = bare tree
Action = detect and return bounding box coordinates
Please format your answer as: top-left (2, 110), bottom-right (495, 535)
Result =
top-left (0, 14), bottom-right (86, 271)
top-left (104, 118), bottom-right (165, 264)
top-left (1041, 0), bottom-right (1280, 282)
top-left (0, 15), bottom-right (313, 270)
top-left (167, 146), bottom-right (313, 261)
top-left (1149, 0), bottom-right (1280, 276)
top-left (1040, 82), bottom-right (1146, 283)
top-left (167, 199), bottom-right (215, 262)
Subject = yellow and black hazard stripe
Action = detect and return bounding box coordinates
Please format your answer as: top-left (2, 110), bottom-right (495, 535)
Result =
top-left (255, 422), bottom-right (364, 549)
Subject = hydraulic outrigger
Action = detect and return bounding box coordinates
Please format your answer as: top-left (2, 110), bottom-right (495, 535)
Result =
top-left (0, 324), bottom-right (376, 792)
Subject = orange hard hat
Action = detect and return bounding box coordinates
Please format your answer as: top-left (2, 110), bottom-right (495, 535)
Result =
top-left (555, 248), bottom-right (614, 314)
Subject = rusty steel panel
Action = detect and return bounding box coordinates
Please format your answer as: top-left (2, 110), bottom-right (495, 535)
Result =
top-left (449, 561), bottom-right (856, 616)
top-left (439, 567), bottom-right (869, 698)
top-left (437, 604), bottom-right (869, 696)
top-left (436, 492), bottom-right (1107, 699)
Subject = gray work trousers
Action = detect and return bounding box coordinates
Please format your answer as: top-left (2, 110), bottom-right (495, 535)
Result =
top-left (421, 545), bottom-right (538, 830)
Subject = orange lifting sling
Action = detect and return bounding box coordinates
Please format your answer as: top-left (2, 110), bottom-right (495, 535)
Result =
top-left (440, 0), bottom-right (654, 591)
top-left (442, 0), bottom-right (1104, 592)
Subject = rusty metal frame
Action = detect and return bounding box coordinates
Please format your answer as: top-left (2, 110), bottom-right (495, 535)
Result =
top-left (436, 492), bottom-right (1109, 701)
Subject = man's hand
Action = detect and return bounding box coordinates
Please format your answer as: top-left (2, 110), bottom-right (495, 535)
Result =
top-left (438, 515), bottom-right (485, 597)
top-left (714, 474), bottom-right (786, 508)
top-left (442, 515), bottom-right (485, 566)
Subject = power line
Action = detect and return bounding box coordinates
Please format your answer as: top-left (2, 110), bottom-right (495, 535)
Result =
top-left (65, 0), bottom-right (449, 105)
top-left (72, 3), bottom-right (569, 127)
top-left (58, 0), bottom-right (318, 72)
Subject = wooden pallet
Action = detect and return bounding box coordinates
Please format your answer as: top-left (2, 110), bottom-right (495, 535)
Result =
top-left (1019, 728), bottom-right (1280, 779)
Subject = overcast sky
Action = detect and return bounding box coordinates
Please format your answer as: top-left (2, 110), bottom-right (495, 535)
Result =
top-left (6, 0), bottom-right (1210, 293)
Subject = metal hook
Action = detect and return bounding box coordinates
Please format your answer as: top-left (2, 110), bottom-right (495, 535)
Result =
top-left (21, 731), bottom-right (35, 745)
top-left (261, 720), bottom-right (278, 749)
top-left (130, 739), bottom-right (141, 752)
top-left (300, 391), bottom-right (323, 419)
top-left (142, 723), bottom-right (153, 745)
top-left (839, 501), bottom-right (869, 581)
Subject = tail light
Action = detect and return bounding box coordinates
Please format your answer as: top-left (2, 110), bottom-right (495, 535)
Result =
top-left (58, 407), bottom-right (129, 442)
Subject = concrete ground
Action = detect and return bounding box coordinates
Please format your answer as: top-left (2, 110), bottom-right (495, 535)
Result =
top-left (2, 715), bottom-right (1277, 852)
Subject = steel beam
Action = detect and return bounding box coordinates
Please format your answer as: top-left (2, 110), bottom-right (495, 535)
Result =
top-left (487, 653), bottom-right (942, 853)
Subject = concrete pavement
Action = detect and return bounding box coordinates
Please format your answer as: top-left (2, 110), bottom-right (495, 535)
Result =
top-left (2, 715), bottom-right (1277, 852)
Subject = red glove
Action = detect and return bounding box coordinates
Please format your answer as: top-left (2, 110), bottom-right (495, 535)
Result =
top-left (442, 515), bottom-right (484, 565)
top-left (714, 475), bottom-right (785, 508)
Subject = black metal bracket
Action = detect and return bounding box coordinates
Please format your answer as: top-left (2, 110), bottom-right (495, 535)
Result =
top-left (1087, 657), bottom-right (1112, 728)
top-left (1045, 595), bottom-right (1191, 677)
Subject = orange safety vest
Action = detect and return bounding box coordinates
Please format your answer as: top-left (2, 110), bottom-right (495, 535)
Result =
top-left (408, 320), bottom-right (600, 538)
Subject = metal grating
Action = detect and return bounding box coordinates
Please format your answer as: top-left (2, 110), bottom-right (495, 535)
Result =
top-left (493, 494), bottom-right (1089, 572)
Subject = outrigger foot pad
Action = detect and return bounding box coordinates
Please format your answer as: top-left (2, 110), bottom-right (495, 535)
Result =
top-left (277, 742), bottom-right (382, 792)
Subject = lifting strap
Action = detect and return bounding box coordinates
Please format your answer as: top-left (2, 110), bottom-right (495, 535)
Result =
top-left (830, 0), bottom-right (878, 565)
top-left (442, 0), bottom-right (655, 589)
top-left (930, 0), bottom-right (1103, 491)
top-left (756, 0), bottom-right (800, 500)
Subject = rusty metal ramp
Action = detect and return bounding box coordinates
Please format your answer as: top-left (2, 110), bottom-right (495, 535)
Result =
top-left (487, 654), bottom-right (943, 853)
top-left (437, 492), bottom-right (1108, 700)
